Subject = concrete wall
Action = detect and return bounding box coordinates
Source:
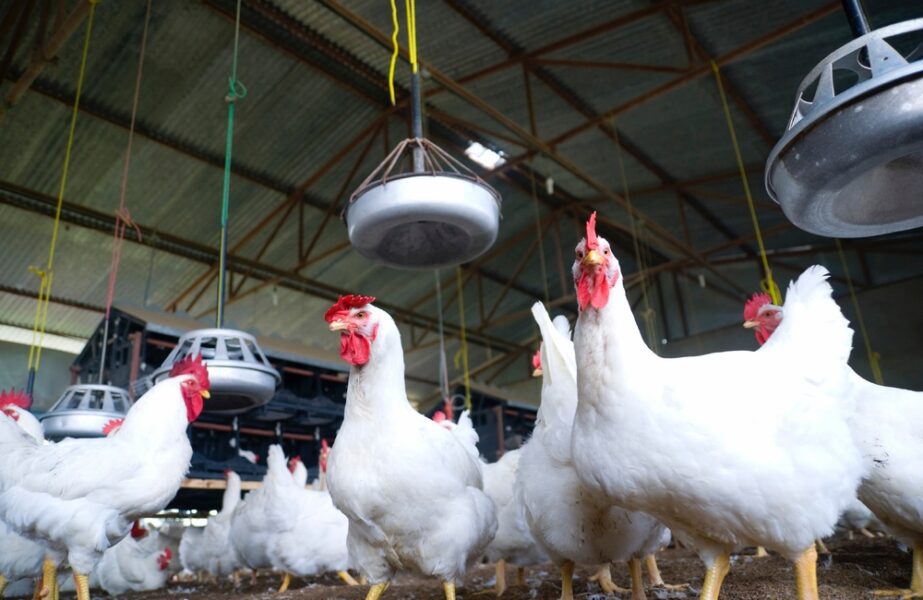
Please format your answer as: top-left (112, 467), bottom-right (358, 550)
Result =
top-left (662, 275), bottom-right (923, 391)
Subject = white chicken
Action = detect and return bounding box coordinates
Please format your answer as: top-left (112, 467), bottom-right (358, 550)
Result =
top-left (200, 470), bottom-right (242, 579)
top-left (0, 355), bottom-right (210, 600)
top-left (324, 294), bottom-right (497, 600)
top-left (228, 444), bottom-right (293, 580)
top-left (744, 290), bottom-right (923, 597)
top-left (95, 521), bottom-right (172, 595)
top-left (518, 303), bottom-right (671, 600)
top-left (482, 448), bottom-right (546, 596)
top-left (569, 213), bottom-right (864, 600)
top-left (0, 391), bottom-right (46, 597)
top-left (267, 451), bottom-right (357, 592)
top-left (178, 526), bottom-right (207, 579)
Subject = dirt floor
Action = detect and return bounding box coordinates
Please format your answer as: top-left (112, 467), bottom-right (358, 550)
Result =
top-left (49, 535), bottom-right (921, 599)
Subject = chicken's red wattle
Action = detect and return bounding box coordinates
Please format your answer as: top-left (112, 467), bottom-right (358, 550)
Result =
top-left (339, 332), bottom-right (371, 366)
top-left (577, 269), bottom-right (611, 310)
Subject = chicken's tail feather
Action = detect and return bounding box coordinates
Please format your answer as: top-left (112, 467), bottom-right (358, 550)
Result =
top-left (531, 303), bottom-right (576, 386)
top-left (452, 411), bottom-right (480, 461)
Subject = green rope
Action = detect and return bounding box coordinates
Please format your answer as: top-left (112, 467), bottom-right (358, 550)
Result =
top-left (216, 0), bottom-right (247, 327)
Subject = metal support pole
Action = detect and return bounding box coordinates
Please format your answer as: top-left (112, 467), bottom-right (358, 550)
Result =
top-left (410, 71), bottom-right (424, 172)
top-left (841, 0), bottom-right (870, 37)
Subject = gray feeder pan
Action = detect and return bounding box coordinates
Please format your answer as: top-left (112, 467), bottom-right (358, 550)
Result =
top-left (151, 328), bottom-right (280, 415)
top-left (40, 384), bottom-right (131, 440)
top-left (767, 19), bottom-right (923, 237)
top-left (345, 172), bottom-right (501, 269)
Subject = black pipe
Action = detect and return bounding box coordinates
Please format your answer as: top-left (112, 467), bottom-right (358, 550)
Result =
top-left (410, 70), bottom-right (424, 172)
top-left (841, 0), bottom-right (871, 38)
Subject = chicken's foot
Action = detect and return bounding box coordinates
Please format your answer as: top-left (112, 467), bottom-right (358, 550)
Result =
top-left (628, 557), bottom-right (647, 600)
top-left (494, 559), bottom-right (506, 596)
top-left (365, 581), bottom-right (389, 600)
top-left (338, 571), bottom-right (360, 586)
top-left (590, 563), bottom-right (630, 594)
top-left (278, 572), bottom-right (292, 594)
top-left (698, 552), bottom-right (730, 600)
top-left (39, 557), bottom-right (56, 599)
top-left (645, 554), bottom-right (690, 591)
top-left (443, 581), bottom-right (456, 600)
top-left (871, 542), bottom-right (923, 598)
top-left (793, 544), bottom-right (819, 600)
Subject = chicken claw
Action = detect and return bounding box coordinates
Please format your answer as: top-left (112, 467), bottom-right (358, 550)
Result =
top-left (871, 545), bottom-right (923, 599)
top-left (338, 571), bottom-right (360, 586)
top-left (644, 554), bottom-right (690, 592)
top-left (590, 564), bottom-right (630, 594)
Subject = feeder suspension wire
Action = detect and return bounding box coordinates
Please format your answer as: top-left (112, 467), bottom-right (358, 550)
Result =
top-left (610, 120), bottom-right (658, 354)
top-left (216, 0), bottom-right (247, 328)
top-left (711, 60), bottom-right (782, 306)
top-left (434, 270), bottom-right (449, 403)
top-left (835, 240), bottom-right (884, 385)
top-left (99, 0), bottom-right (151, 384)
top-left (455, 266), bottom-right (472, 412)
top-left (26, 0), bottom-right (99, 395)
top-left (528, 158), bottom-right (550, 303)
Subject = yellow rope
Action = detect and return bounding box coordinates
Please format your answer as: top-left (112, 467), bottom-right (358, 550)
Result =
top-left (711, 61), bottom-right (781, 305)
top-left (455, 266), bottom-right (471, 411)
top-left (387, 0), bottom-right (399, 104)
top-left (835, 240), bottom-right (884, 385)
top-left (27, 0), bottom-right (99, 374)
top-left (406, 0), bottom-right (418, 73)
top-left (611, 120), bottom-right (658, 353)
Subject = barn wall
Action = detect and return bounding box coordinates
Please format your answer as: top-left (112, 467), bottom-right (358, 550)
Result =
top-left (0, 342), bottom-right (77, 411)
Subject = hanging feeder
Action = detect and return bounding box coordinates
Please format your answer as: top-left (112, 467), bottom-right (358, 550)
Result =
top-left (766, 8), bottom-right (923, 237)
top-left (151, 329), bottom-right (280, 414)
top-left (345, 138), bottom-right (502, 269)
top-left (40, 384), bottom-right (132, 440)
top-left (344, 2), bottom-right (501, 269)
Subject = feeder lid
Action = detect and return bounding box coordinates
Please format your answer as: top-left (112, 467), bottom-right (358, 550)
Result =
top-left (345, 138), bottom-right (502, 269)
top-left (766, 18), bottom-right (923, 237)
top-left (151, 328), bottom-right (280, 415)
top-left (40, 384), bottom-right (131, 440)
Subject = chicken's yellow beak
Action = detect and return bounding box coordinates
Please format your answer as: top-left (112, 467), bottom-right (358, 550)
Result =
top-left (532, 367), bottom-right (543, 378)
top-left (328, 320), bottom-right (349, 332)
top-left (582, 249), bottom-right (604, 267)
top-left (742, 320), bottom-right (759, 329)
top-left (200, 390), bottom-right (210, 399)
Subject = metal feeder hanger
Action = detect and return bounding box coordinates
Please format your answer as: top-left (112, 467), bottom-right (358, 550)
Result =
top-left (153, 2), bottom-right (280, 414)
top-left (344, 19), bottom-right (501, 270)
top-left (766, 1), bottom-right (923, 237)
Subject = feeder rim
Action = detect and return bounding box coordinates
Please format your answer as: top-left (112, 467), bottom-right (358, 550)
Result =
top-left (344, 137), bottom-right (501, 217)
top-left (766, 17), bottom-right (923, 200)
top-left (40, 409), bottom-right (126, 420)
top-left (151, 359), bottom-right (281, 381)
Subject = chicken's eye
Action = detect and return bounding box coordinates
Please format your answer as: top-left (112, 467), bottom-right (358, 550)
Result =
top-left (576, 250), bottom-right (584, 259)
top-left (355, 311), bottom-right (366, 319)
top-left (603, 248), bottom-right (610, 255)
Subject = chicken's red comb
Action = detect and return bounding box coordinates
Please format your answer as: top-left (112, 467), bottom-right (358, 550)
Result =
top-left (531, 349), bottom-right (542, 371)
top-left (0, 389), bottom-right (32, 410)
top-left (744, 292), bottom-right (773, 321)
top-left (163, 547), bottom-right (172, 560)
top-left (169, 353), bottom-right (210, 390)
top-left (586, 211), bottom-right (599, 250)
top-left (102, 418), bottom-right (124, 436)
top-left (321, 439), bottom-right (329, 452)
top-left (130, 521), bottom-right (147, 539)
top-left (324, 295), bottom-right (376, 322)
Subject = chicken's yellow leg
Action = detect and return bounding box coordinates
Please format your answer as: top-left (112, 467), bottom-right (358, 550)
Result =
top-left (494, 559), bottom-right (506, 596)
top-left (560, 560), bottom-right (574, 600)
top-left (815, 539), bottom-right (830, 555)
top-left (699, 552), bottom-right (730, 600)
top-left (645, 554), bottom-right (665, 586)
top-left (443, 580), bottom-right (456, 600)
top-left (628, 557), bottom-right (646, 600)
top-left (73, 572), bottom-right (90, 600)
top-left (755, 546), bottom-right (769, 558)
top-left (338, 571), bottom-right (359, 586)
top-left (872, 542), bottom-right (923, 598)
top-left (278, 572), bottom-right (292, 593)
top-left (39, 557), bottom-right (56, 599)
top-left (0, 575), bottom-right (7, 596)
top-left (793, 544), bottom-right (819, 600)
top-left (365, 581), bottom-right (389, 600)
top-left (590, 563), bottom-right (630, 594)
top-left (516, 567), bottom-right (526, 587)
